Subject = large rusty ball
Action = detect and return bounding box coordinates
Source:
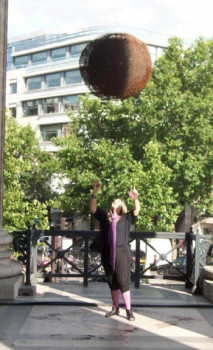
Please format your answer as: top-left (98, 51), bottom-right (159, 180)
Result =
top-left (79, 33), bottom-right (152, 100)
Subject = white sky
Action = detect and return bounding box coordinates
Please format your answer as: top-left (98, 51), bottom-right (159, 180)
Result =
top-left (8, 0), bottom-right (213, 43)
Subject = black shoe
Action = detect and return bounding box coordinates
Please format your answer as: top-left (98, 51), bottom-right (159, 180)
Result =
top-left (126, 309), bottom-right (135, 321)
top-left (105, 306), bottom-right (119, 317)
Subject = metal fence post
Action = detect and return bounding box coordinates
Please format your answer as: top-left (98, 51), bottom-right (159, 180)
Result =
top-left (185, 227), bottom-right (194, 288)
top-left (83, 234), bottom-right (89, 286)
top-left (134, 237), bottom-right (140, 288)
top-left (25, 225), bottom-right (32, 286)
top-left (192, 230), bottom-right (202, 293)
top-left (31, 224), bottom-right (38, 277)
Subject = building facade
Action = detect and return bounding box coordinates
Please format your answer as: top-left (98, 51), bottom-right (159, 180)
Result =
top-left (6, 26), bottom-right (166, 152)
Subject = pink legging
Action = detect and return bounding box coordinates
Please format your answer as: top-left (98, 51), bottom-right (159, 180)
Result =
top-left (111, 289), bottom-right (131, 310)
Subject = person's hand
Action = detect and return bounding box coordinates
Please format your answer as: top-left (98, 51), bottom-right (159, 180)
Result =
top-left (129, 185), bottom-right (139, 200)
top-left (93, 180), bottom-right (101, 194)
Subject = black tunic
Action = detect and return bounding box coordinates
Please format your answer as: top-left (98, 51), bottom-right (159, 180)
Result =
top-left (94, 208), bottom-right (137, 292)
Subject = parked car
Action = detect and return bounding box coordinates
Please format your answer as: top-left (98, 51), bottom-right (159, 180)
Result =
top-left (157, 256), bottom-right (187, 276)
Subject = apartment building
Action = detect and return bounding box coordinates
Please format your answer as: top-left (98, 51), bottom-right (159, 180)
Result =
top-left (6, 26), bottom-right (167, 152)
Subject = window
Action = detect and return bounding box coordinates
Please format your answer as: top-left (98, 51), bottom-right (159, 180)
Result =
top-left (65, 70), bottom-right (82, 85)
top-left (42, 98), bottom-right (59, 114)
top-left (10, 82), bottom-right (17, 94)
top-left (62, 95), bottom-right (79, 111)
top-left (46, 73), bottom-right (61, 88)
top-left (51, 47), bottom-right (66, 61)
top-left (41, 124), bottom-right (62, 141)
top-left (7, 47), bottom-right (13, 70)
top-left (14, 55), bottom-right (29, 68)
top-left (32, 51), bottom-right (48, 65)
top-left (9, 107), bottom-right (16, 118)
top-left (70, 42), bottom-right (88, 56)
top-left (28, 76), bottom-right (42, 90)
top-left (23, 100), bottom-right (38, 116)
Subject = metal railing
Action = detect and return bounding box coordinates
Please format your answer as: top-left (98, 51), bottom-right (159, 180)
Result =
top-left (14, 228), bottom-right (190, 286)
top-left (190, 232), bottom-right (213, 293)
top-left (13, 226), bottom-right (212, 291)
top-left (9, 26), bottom-right (169, 53)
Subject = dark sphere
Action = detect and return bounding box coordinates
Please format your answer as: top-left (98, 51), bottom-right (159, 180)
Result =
top-left (79, 33), bottom-right (152, 100)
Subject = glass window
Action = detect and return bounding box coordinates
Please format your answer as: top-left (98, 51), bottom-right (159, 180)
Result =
top-left (42, 98), bottom-right (59, 114)
top-left (9, 107), bottom-right (16, 118)
top-left (32, 51), bottom-right (48, 65)
top-left (7, 47), bottom-right (13, 70)
top-left (14, 55), bottom-right (29, 68)
top-left (41, 124), bottom-right (62, 141)
top-left (46, 73), bottom-right (61, 88)
top-left (70, 42), bottom-right (88, 56)
top-left (10, 82), bottom-right (17, 94)
top-left (23, 100), bottom-right (38, 116)
top-left (28, 76), bottom-right (42, 90)
top-left (62, 95), bottom-right (79, 111)
top-left (65, 70), bottom-right (82, 85)
top-left (51, 47), bottom-right (66, 60)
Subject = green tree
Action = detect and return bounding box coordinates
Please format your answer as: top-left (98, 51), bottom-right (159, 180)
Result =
top-left (67, 37), bottom-right (213, 215)
top-left (55, 134), bottom-right (180, 231)
top-left (139, 37), bottom-right (213, 212)
top-left (3, 115), bottom-right (57, 232)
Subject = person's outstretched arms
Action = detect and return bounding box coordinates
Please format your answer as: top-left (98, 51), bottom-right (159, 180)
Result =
top-left (129, 185), bottom-right (140, 216)
top-left (90, 180), bottom-right (101, 214)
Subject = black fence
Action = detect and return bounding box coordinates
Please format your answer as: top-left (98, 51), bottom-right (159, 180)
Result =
top-left (13, 226), bottom-right (203, 289)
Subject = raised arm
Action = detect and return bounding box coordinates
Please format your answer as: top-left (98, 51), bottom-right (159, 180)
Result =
top-left (133, 197), bottom-right (140, 216)
top-left (90, 180), bottom-right (101, 214)
top-left (129, 185), bottom-right (141, 216)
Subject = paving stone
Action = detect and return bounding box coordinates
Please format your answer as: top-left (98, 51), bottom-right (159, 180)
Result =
top-left (0, 280), bottom-right (212, 349)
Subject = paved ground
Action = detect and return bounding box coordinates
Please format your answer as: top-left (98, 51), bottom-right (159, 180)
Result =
top-left (0, 278), bottom-right (212, 349)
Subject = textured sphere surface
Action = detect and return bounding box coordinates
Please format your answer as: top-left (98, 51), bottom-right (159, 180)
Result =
top-left (79, 33), bottom-right (152, 100)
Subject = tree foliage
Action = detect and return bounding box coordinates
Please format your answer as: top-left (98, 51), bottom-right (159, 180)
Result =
top-left (55, 134), bottom-right (180, 231)
top-left (54, 37), bottom-right (213, 230)
top-left (3, 116), bottom-right (57, 232)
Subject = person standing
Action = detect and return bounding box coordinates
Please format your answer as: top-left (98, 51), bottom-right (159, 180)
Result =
top-left (90, 180), bottom-right (140, 321)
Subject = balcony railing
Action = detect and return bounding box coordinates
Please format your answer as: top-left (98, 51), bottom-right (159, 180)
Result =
top-left (9, 26), bottom-right (169, 53)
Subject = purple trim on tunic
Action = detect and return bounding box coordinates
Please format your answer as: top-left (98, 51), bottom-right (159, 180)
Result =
top-left (108, 214), bottom-right (120, 271)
